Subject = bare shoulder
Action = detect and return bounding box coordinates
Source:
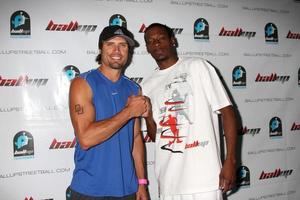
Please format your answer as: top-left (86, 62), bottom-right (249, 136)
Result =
top-left (70, 77), bottom-right (90, 91)
top-left (70, 77), bottom-right (87, 89)
top-left (69, 77), bottom-right (92, 101)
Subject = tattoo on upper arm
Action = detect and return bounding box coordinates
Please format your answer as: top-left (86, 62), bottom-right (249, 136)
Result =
top-left (75, 104), bottom-right (84, 115)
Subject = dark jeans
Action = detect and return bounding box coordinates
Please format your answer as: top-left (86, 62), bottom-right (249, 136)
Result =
top-left (66, 187), bottom-right (136, 200)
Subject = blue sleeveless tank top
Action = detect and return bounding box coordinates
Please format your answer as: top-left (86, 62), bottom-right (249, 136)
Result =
top-left (70, 68), bottom-right (139, 197)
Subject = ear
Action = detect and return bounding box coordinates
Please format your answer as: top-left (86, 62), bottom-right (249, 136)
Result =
top-left (171, 38), bottom-right (177, 47)
top-left (171, 38), bottom-right (175, 45)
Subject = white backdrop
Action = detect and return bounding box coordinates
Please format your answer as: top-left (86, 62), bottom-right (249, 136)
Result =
top-left (0, 0), bottom-right (300, 199)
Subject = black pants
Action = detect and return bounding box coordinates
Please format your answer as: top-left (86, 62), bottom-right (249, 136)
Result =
top-left (66, 187), bottom-right (136, 200)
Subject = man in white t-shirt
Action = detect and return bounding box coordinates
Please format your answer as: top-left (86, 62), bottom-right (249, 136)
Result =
top-left (142, 23), bottom-right (237, 200)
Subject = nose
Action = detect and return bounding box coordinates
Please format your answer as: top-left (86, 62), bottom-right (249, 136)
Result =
top-left (113, 45), bottom-right (120, 52)
top-left (154, 39), bottom-right (160, 46)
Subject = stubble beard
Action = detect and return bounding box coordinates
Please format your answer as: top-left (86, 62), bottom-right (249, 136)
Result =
top-left (108, 61), bottom-right (125, 70)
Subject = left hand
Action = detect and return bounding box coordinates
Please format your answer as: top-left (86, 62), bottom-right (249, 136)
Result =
top-left (136, 185), bottom-right (149, 200)
top-left (219, 158), bottom-right (236, 193)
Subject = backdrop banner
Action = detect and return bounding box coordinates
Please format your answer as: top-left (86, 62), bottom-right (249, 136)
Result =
top-left (0, 0), bottom-right (299, 199)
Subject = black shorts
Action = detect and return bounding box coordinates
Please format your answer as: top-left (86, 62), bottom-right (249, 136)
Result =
top-left (66, 186), bottom-right (136, 200)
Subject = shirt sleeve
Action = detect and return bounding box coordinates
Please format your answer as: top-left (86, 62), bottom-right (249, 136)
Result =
top-left (200, 60), bottom-right (232, 112)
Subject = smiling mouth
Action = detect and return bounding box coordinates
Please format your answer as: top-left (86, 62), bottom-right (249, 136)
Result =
top-left (110, 54), bottom-right (122, 60)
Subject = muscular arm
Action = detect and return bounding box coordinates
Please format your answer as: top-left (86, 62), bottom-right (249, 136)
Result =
top-left (69, 77), bottom-right (147, 150)
top-left (218, 105), bottom-right (237, 193)
top-left (132, 118), bottom-right (148, 199)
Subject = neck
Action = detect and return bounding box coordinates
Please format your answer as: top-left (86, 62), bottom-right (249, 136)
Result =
top-left (98, 65), bottom-right (121, 82)
top-left (157, 56), bottom-right (179, 70)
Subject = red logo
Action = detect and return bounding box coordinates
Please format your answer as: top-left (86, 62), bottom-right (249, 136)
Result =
top-left (45, 20), bottom-right (97, 33)
top-left (291, 122), bottom-right (300, 131)
top-left (259, 168), bottom-right (293, 180)
top-left (0, 75), bottom-right (48, 87)
top-left (219, 27), bottom-right (255, 39)
top-left (139, 23), bottom-right (183, 34)
top-left (239, 126), bottom-right (261, 136)
top-left (255, 73), bottom-right (290, 83)
top-left (286, 30), bottom-right (300, 39)
top-left (49, 138), bottom-right (76, 149)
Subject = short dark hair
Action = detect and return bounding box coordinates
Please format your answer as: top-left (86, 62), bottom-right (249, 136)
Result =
top-left (144, 23), bottom-right (175, 41)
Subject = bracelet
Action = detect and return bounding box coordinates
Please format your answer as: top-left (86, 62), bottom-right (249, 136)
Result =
top-left (138, 178), bottom-right (148, 185)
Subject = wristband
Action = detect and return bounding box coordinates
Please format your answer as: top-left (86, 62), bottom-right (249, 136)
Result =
top-left (138, 178), bottom-right (148, 185)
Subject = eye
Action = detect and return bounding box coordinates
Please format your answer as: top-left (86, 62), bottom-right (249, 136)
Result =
top-left (146, 39), bottom-right (154, 45)
top-left (157, 35), bottom-right (167, 41)
top-left (119, 43), bottom-right (128, 48)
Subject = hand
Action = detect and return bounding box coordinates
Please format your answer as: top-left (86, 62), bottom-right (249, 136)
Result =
top-left (126, 95), bottom-right (147, 118)
top-left (136, 185), bottom-right (149, 200)
top-left (141, 96), bottom-right (153, 118)
top-left (219, 158), bottom-right (236, 193)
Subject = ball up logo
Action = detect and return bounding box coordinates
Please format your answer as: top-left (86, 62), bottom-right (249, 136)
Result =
top-left (0, 75), bottom-right (48, 87)
top-left (232, 65), bottom-right (246, 88)
top-left (255, 73), bottom-right (290, 84)
top-left (194, 18), bottom-right (209, 40)
top-left (219, 27), bottom-right (256, 39)
top-left (63, 65), bottom-right (80, 81)
top-left (286, 30), bottom-right (300, 39)
top-left (236, 166), bottom-right (250, 187)
top-left (139, 23), bottom-right (183, 35)
top-left (10, 10), bottom-right (31, 38)
top-left (269, 117), bottom-right (282, 137)
top-left (265, 23), bottom-right (278, 43)
top-left (291, 122), bottom-right (300, 131)
top-left (259, 168), bottom-right (293, 180)
top-left (239, 126), bottom-right (261, 136)
top-left (13, 131), bottom-right (34, 159)
top-left (45, 20), bottom-right (97, 34)
top-left (109, 14), bottom-right (127, 28)
top-left (49, 138), bottom-right (76, 149)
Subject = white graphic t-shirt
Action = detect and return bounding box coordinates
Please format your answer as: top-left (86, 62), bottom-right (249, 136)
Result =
top-left (142, 57), bottom-right (232, 196)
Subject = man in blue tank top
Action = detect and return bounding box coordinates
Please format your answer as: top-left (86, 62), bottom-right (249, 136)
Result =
top-left (67, 25), bottom-right (150, 200)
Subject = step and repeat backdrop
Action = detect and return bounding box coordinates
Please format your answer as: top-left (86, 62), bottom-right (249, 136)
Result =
top-left (0, 0), bottom-right (299, 199)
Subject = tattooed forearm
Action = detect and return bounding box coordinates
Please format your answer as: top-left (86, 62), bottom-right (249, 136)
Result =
top-left (75, 104), bottom-right (84, 115)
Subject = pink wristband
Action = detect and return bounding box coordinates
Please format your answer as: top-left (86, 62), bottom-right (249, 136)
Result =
top-left (138, 178), bottom-right (148, 185)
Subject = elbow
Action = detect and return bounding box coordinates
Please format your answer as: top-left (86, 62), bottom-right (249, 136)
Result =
top-left (77, 137), bottom-right (92, 150)
top-left (80, 143), bottom-right (90, 151)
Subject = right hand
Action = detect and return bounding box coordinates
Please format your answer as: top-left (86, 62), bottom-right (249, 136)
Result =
top-left (125, 95), bottom-right (148, 118)
top-left (141, 96), bottom-right (153, 118)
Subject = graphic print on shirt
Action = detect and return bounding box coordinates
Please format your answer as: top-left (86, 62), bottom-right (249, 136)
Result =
top-left (158, 72), bottom-right (193, 153)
